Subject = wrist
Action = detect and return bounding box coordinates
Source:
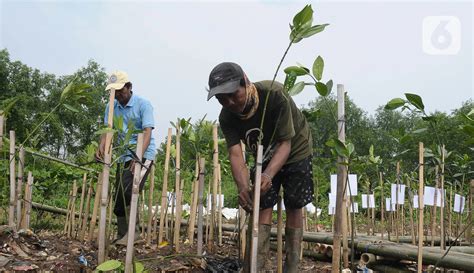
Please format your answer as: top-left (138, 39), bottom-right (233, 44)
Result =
top-left (262, 172), bottom-right (273, 181)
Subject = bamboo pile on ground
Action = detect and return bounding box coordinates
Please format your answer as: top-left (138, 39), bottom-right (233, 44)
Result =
top-left (158, 128), bottom-right (172, 245)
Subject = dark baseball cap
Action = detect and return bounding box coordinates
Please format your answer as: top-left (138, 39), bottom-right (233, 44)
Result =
top-left (207, 62), bottom-right (244, 101)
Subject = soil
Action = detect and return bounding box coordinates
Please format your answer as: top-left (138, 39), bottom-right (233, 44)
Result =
top-left (0, 225), bottom-right (332, 272)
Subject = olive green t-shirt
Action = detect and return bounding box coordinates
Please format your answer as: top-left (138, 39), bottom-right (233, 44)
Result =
top-left (219, 80), bottom-right (312, 165)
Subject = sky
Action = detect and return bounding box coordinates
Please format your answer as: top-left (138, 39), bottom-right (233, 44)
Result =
top-left (0, 0), bottom-right (472, 144)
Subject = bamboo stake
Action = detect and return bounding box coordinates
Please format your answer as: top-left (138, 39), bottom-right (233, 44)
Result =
top-left (22, 172), bottom-right (33, 229)
top-left (174, 178), bottom-right (184, 252)
top-left (218, 163), bottom-right (223, 246)
top-left (396, 162), bottom-right (400, 243)
top-left (0, 114), bottom-right (4, 151)
top-left (9, 131), bottom-right (16, 229)
top-left (158, 128), bottom-right (172, 244)
top-left (141, 190), bottom-right (146, 238)
top-left (250, 145), bottom-right (263, 273)
top-left (80, 180), bottom-right (93, 241)
top-left (188, 158), bottom-right (199, 243)
top-left (417, 142), bottom-right (425, 273)
top-left (448, 185), bottom-right (452, 238)
top-left (77, 173), bottom-right (88, 238)
top-left (380, 172), bottom-right (385, 240)
top-left (408, 177), bottom-right (416, 245)
top-left (64, 188), bottom-right (73, 235)
top-left (146, 164), bottom-right (155, 245)
top-left (197, 158), bottom-right (206, 255)
top-left (440, 145), bottom-right (445, 250)
top-left (239, 141), bottom-right (247, 259)
top-left (431, 166), bottom-right (439, 247)
top-left (173, 122), bottom-right (182, 251)
top-left (314, 177), bottom-right (319, 232)
top-left (88, 174), bottom-right (102, 242)
top-left (69, 180), bottom-right (78, 237)
top-left (468, 180), bottom-right (473, 245)
top-left (170, 190), bottom-right (175, 247)
top-left (98, 88), bottom-right (115, 264)
top-left (277, 194), bottom-right (283, 273)
top-left (333, 84), bottom-right (348, 272)
top-left (124, 133), bottom-right (144, 273)
top-left (106, 193), bottom-right (113, 251)
top-left (209, 124), bottom-right (218, 252)
top-left (16, 147), bottom-right (24, 229)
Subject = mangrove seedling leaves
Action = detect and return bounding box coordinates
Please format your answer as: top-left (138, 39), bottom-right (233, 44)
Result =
top-left (300, 24), bottom-right (329, 39)
top-left (63, 103), bottom-right (79, 113)
top-left (385, 98), bottom-right (405, 110)
top-left (292, 5), bottom-right (313, 32)
top-left (326, 79), bottom-right (333, 94)
top-left (312, 56), bottom-right (324, 81)
top-left (284, 66), bottom-right (309, 76)
top-left (315, 82), bottom-right (329, 97)
top-left (288, 81), bottom-right (306, 96)
top-left (405, 93), bottom-right (424, 111)
top-left (283, 73), bottom-right (297, 92)
top-left (96, 259), bottom-right (122, 272)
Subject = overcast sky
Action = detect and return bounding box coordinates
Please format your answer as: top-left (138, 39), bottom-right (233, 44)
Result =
top-left (1, 0), bottom-right (472, 144)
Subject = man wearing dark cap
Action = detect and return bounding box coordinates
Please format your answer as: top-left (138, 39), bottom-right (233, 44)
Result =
top-left (95, 70), bottom-right (156, 246)
top-left (207, 62), bottom-right (313, 272)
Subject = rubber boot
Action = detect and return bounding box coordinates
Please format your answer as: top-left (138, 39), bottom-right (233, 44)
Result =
top-left (115, 206), bottom-right (139, 246)
top-left (116, 216), bottom-right (128, 239)
top-left (242, 224), bottom-right (271, 273)
top-left (283, 227), bottom-right (303, 273)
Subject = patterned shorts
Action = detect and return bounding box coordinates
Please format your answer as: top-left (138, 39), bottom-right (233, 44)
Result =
top-left (252, 155), bottom-right (314, 210)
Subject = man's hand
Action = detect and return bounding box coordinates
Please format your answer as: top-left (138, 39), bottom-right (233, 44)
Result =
top-left (95, 147), bottom-right (104, 162)
top-left (239, 188), bottom-right (253, 213)
top-left (260, 173), bottom-right (273, 195)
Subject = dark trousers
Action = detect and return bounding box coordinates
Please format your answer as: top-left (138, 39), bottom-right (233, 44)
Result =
top-left (113, 159), bottom-right (153, 217)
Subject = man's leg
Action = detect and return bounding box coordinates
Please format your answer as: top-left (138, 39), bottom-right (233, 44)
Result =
top-left (284, 208), bottom-right (303, 273)
top-left (243, 208), bottom-right (273, 272)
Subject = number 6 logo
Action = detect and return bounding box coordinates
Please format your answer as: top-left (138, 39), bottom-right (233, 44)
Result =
top-left (423, 16), bottom-right (461, 55)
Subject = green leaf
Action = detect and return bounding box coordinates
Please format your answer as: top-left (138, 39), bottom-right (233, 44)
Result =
top-left (300, 24), bottom-right (329, 39)
top-left (346, 142), bottom-right (355, 156)
top-left (0, 97), bottom-right (20, 117)
top-left (369, 145), bottom-right (374, 157)
top-left (288, 81), bottom-right (305, 96)
top-left (94, 127), bottom-right (116, 136)
top-left (60, 77), bottom-right (77, 103)
top-left (312, 56), bottom-right (324, 81)
top-left (385, 98), bottom-right (405, 110)
top-left (292, 5), bottom-right (313, 31)
top-left (400, 135), bottom-right (412, 144)
top-left (63, 103), bottom-right (79, 113)
top-left (96, 259), bottom-right (122, 271)
top-left (422, 116), bottom-right (436, 122)
top-left (135, 262), bottom-right (145, 273)
top-left (315, 82), bottom-right (329, 96)
top-left (334, 139), bottom-right (349, 158)
top-left (283, 73), bottom-right (297, 92)
top-left (326, 80), bottom-right (333, 94)
top-left (411, 128), bottom-right (428, 134)
top-left (461, 125), bottom-right (474, 136)
top-left (405, 93), bottom-right (424, 111)
top-left (284, 66), bottom-right (309, 76)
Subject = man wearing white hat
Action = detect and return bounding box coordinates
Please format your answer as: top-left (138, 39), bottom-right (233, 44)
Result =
top-left (95, 71), bottom-right (156, 245)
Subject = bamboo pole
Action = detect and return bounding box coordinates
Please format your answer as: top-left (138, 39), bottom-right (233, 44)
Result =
top-left (69, 180), bottom-right (78, 237)
top-left (188, 158), bottom-right (199, 243)
top-left (431, 166), bottom-right (439, 247)
top-left (314, 177), bottom-right (319, 232)
top-left (396, 162), bottom-right (400, 243)
top-left (170, 190), bottom-right (175, 247)
top-left (440, 145), bottom-right (445, 250)
top-left (80, 180), bottom-right (93, 241)
top-left (173, 123), bottom-right (182, 251)
top-left (16, 147), bottom-right (24, 229)
top-left (0, 114), bottom-right (4, 151)
top-left (22, 172), bottom-right (33, 229)
top-left (448, 185), bottom-right (452, 238)
top-left (333, 84), bottom-right (349, 271)
top-left (468, 180), bottom-right (474, 245)
top-left (77, 173), bottom-right (88, 238)
top-left (417, 142), bottom-right (424, 273)
top-left (124, 133), bottom-right (144, 273)
top-left (140, 190), bottom-right (146, 238)
top-left (158, 128), bottom-right (172, 244)
top-left (88, 174), bottom-right (102, 242)
top-left (9, 131), bottom-right (16, 229)
top-left (98, 88), bottom-right (115, 264)
top-left (197, 158), bottom-right (206, 255)
top-left (146, 164), bottom-right (155, 245)
top-left (239, 141), bottom-right (247, 259)
top-left (380, 172), bottom-right (384, 240)
top-left (64, 188), bottom-right (73, 235)
top-left (277, 194), bottom-right (283, 273)
top-left (217, 163), bottom-right (223, 246)
top-left (250, 145), bottom-right (263, 273)
top-left (407, 177), bottom-right (416, 245)
top-left (209, 124), bottom-right (218, 252)
top-left (174, 178), bottom-right (184, 252)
